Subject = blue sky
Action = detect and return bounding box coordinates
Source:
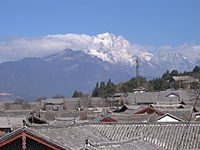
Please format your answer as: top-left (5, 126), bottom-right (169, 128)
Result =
top-left (0, 0), bottom-right (200, 46)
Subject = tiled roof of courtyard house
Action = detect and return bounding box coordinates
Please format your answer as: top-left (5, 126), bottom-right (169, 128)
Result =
top-left (126, 90), bottom-right (193, 105)
top-left (0, 121), bottom-right (200, 150)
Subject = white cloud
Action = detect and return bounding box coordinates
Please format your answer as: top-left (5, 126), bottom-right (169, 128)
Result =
top-left (0, 33), bottom-right (199, 64)
top-left (0, 36), bottom-right (75, 62)
top-left (0, 33), bottom-right (151, 63)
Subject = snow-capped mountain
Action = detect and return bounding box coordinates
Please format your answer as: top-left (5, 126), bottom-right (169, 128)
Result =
top-left (47, 33), bottom-right (153, 66)
top-left (0, 32), bottom-right (199, 68)
top-left (45, 33), bottom-right (199, 77)
top-left (46, 33), bottom-right (200, 71)
top-left (0, 33), bottom-right (199, 99)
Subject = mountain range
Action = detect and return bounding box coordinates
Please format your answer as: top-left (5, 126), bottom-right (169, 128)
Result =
top-left (0, 33), bottom-right (199, 100)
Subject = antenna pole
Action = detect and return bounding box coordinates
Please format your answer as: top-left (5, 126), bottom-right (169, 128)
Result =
top-left (136, 57), bottom-right (139, 77)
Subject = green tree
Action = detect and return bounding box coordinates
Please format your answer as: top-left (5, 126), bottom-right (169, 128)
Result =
top-left (106, 79), bottom-right (115, 97)
top-left (149, 78), bottom-right (168, 91)
top-left (193, 66), bottom-right (200, 73)
top-left (99, 81), bottom-right (106, 97)
top-left (162, 70), bottom-right (171, 80)
top-left (171, 69), bottom-right (179, 76)
top-left (119, 77), bottom-right (147, 93)
top-left (92, 82), bottom-right (99, 97)
top-left (72, 90), bottom-right (83, 98)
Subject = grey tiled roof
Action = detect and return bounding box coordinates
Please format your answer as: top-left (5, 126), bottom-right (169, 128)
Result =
top-left (42, 98), bottom-right (64, 104)
top-left (97, 140), bottom-right (165, 150)
top-left (172, 76), bottom-right (199, 83)
top-left (0, 117), bottom-right (10, 128)
top-left (91, 122), bottom-right (200, 150)
top-left (0, 116), bottom-right (25, 129)
top-left (1, 122), bottom-right (199, 150)
top-left (126, 90), bottom-right (193, 104)
top-left (31, 124), bottom-right (109, 149)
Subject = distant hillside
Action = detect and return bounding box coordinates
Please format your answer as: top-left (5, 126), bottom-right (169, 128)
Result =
top-left (0, 47), bottom-right (199, 101)
top-left (0, 49), bottom-right (133, 100)
top-left (89, 66), bottom-right (200, 98)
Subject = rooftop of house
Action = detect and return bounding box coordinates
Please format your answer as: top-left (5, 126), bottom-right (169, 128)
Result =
top-left (90, 122), bottom-right (200, 150)
top-left (1, 121), bottom-right (199, 150)
top-left (91, 114), bottom-right (118, 123)
top-left (133, 106), bottom-right (164, 115)
top-left (165, 92), bottom-right (180, 97)
top-left (0, 116), bottom-right (25, 129)
top-left (172, 76), bottom-right (199, 83)
top-left (42, 98), bottom-right (64, 104)
top-left (157, 113), bottom-right (184, 122)
top-left (126, 90), bottom-right (193, 104)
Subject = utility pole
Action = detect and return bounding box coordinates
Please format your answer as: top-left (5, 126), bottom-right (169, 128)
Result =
top-left (136, 57), bottom-right (140, 77)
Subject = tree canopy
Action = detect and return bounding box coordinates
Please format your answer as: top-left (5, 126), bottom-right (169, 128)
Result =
top-left (85, 65), bottom-right (200, 97)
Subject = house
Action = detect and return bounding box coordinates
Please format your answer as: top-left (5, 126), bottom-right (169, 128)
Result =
top-left (157, 113), bottom-right (184, 122)
top-left (41, 99), bottom-right (64, 111)
top-left (171, 76), bottom-right (199, 89)
top-left (0, 127), bottom-right (66, 150)
top-left (27, 116), bottom-right (47, 125)
top-left (194, 112), bottom-right (200, 121)
top-left (113, 105), bottom-right (128, 113)
top-left (126, 90), bottom-right (192, 105)
top-left (151, 104), bottom-right (186, 110)
top-left (134, 106), bottom-right (164, 115)
top-left (1, 122), bottom-right (200, 150)
top-left (92, 114), bottom-right (118, 122)
top-left (49, 117), bottom-right (80, 126)
top-left (0, 123), bottom-right (111, 150)
top-left (133, 87), bottom-right (147, 93)
top-left (0, 116), bottom-right (25, 137)
top-left (0, 117), bottom-right (12, 137)
top-left (165, 92), bottom-right (180, 98)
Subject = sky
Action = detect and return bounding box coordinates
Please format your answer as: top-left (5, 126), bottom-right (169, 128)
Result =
top-left (0, 0), bottom-right (200, 63)
top-left (0, 0), bottom-right (200, 46)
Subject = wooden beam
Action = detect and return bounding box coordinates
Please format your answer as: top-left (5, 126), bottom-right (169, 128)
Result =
top-left (0, 132), bottom-right (61, 150)
top-left (22, 132), bottom-right (26, 150)
top-left (0, 134), bottom-right (22, 147)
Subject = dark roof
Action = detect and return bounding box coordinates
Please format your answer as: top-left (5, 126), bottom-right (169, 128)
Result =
top-left (179, 101), bottom-right (186, 105)
top-left (27, 116), bottom-right (47, 125)
top-left (113, 105), bottom-right (128, 113)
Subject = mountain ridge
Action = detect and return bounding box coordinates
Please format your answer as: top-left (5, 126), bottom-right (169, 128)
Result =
top-left (0, 33), bottom-right (199, 100)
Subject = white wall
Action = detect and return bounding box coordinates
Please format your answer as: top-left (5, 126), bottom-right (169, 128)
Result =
top-left (157, 116), bottom-right (180, 122)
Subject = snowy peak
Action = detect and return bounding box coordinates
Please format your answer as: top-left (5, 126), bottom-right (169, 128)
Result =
top-left (47, 33), bottom-right (153, 65)
top-left (45, 32), bottom-right (199, 71)
top-left (90, 33), bottom-right (153, 65)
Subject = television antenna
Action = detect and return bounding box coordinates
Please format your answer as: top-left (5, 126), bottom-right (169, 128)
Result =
top-left (135, 57), bottom-right (140, 77)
